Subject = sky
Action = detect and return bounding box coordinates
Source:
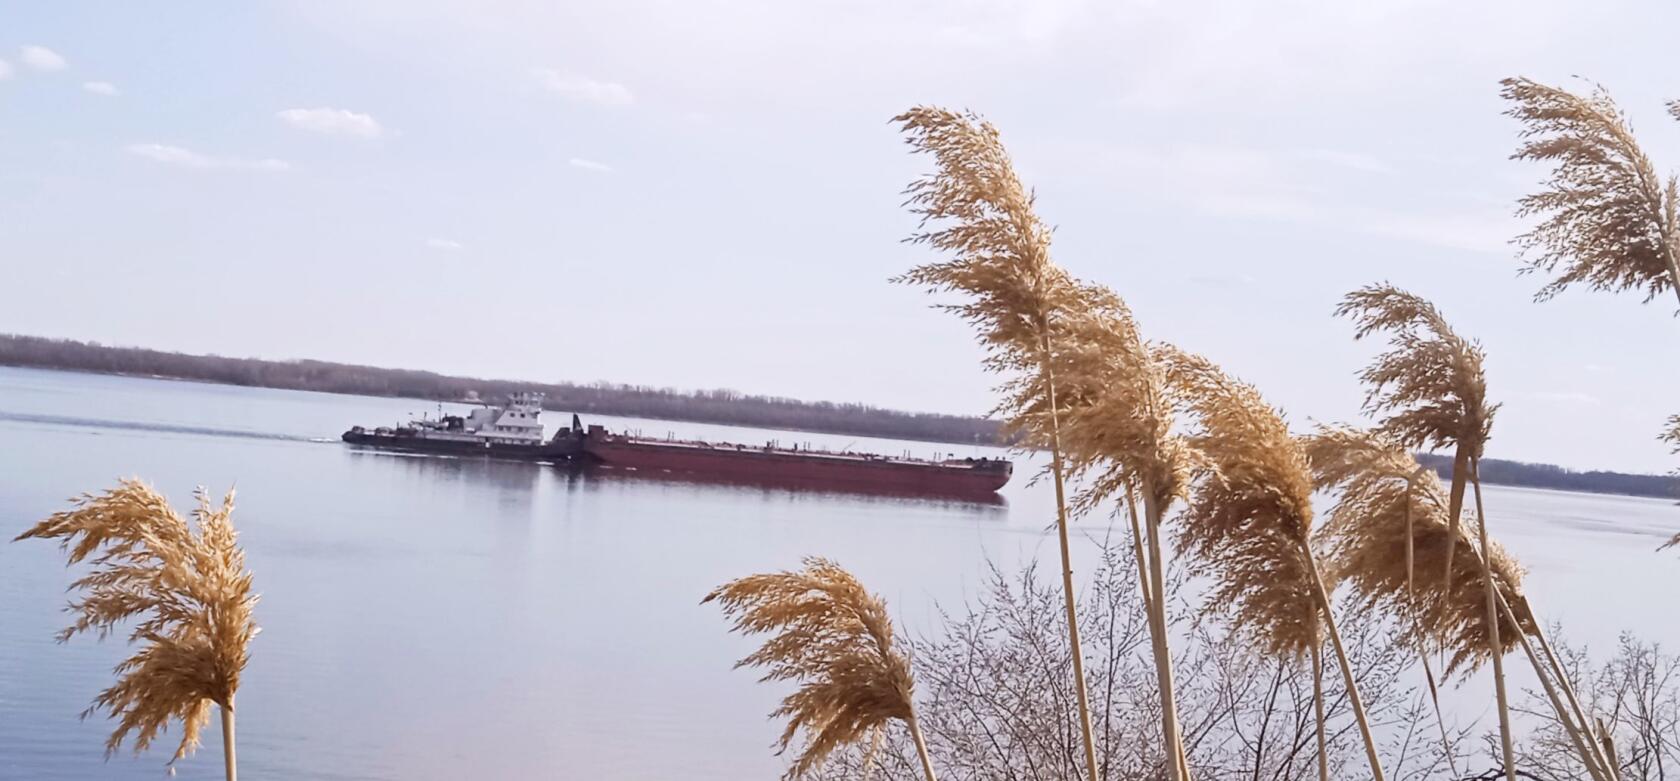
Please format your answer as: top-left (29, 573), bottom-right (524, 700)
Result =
top-left (3, 0), bottom-right (1680, 473)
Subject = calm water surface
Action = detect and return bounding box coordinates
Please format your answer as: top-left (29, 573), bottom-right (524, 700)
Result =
top-left (1, 366), bottom-right (1676, 779)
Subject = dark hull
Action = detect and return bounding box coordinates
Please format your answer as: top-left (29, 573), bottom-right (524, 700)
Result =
top-left (583, 437), bottom-right (1011, 497)
top-left (341, 430), bottom-right (583, 460)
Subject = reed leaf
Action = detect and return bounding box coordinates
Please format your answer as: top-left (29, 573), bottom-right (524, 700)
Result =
top-left (705, 558), bottom-right (921, 780)
top-left (14, 478), bottom-right (257, 769)
top-left (1306, 426), bottom-right (1529, 674)
top-left (1502, 77), bottom-right (1680, 305)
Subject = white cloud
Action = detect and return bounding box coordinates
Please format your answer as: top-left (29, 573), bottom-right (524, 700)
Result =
top-left (532, 69), bottom-right (633, 106)
top-left (127, 143), bottom-right (291, 172)
top-left (568, 157), bottom-right (613, 173)
top-left (426, 238), bottom-right (465, 250)
top-left (82, 81), bottom-right (118, 96)
top-left (276, 107), bottom-right (384, 139)
top-left (0, 59), bottom-right (12, 80)
top-left (20, 45), bottom-right (67, 72)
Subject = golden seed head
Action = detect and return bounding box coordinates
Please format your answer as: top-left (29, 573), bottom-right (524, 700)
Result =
top-left (1502, 76), bottom-right (1680, 304)
top-left (14, 478), bottom-right (258, 765)
top-left (705, 558), bottom-right (915, 780)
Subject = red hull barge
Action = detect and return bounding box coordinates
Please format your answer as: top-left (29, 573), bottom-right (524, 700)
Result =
top-left (582, 425), bottom-right (1011, 497)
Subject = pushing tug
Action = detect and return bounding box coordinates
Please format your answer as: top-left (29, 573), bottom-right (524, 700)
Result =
top-left (341, 392), bottom-right (584, 459)
top-left (581, 425), bottom-right (1012, 497)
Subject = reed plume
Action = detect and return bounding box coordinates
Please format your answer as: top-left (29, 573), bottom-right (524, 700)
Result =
top-left (1306, 427), bottom-right (1525, 674)
top-left (892, 105), bottom-right (1109, 781)
top-left (1336, 285), bottom-right (1520, 779)
top-left (1308, 427), bottom-right (1619, 780)
top-left (1160, 347), bottom-right (1385, 780)
top-left (705, 558), bottom-right (932, 781)
top-left (14, 478), bottom-right (257, 780)
top-left (1502, 76), bottom-right (1680, 307)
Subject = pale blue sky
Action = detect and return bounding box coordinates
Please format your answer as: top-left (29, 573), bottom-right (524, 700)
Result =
top-left (3, 1), bottom-right (1680, 472)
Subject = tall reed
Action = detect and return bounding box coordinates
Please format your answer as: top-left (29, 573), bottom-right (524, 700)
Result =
top-left (1335, 284), bottom-right (1514, 778)
top-left (891, 106), bottom-right (1110, 781)
top-left (705, 558), bottom-right (934, 781)
top-left (1308, 427), bottom-right (1618, 780)
top-left (14, 479), bottom-right (258, 781)
top-left (1501, 77), bottom-right (1680, 308)
top-left (1159, 347), bottom-right (1385, 780)
top-left (1056, 282), bottom-right (1195, 780)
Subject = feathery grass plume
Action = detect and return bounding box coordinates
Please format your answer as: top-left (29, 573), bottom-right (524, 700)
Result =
top-left (1335, 285), bottom-right (1495, 599)
top-left (1308, 429), bottom-right (1619, 781)
top-left (1334, 285), bottom-right (1519, 780)
top-left (705, 558), bottom-right (934, 781)
top-left (14, 478), bottom-right (257, 780)
top-left (1502, 77), bottom-right (1680, 307)
top-left (1159, 347), bottom-right (1385, 780)
top-left (1306, 427), bottom-right (1527, 674)
top-left (892, 105), bottom-right (1111, 781)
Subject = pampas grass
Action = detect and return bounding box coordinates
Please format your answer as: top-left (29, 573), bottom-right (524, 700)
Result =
top-left (1159, 347), bottom-right (1386, 780)
top-left (14, 478), bottom-right (258, 780)
top-left (1502, 77), bottom-right (1680, 307)
top-left (892, 105), bottom-right (1112, 781)
top-left (705, 558), bottom-right (933, 781)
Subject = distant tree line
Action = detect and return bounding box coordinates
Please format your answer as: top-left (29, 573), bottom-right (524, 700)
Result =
top-left (0, 334), bottom-right (1003, 445)
top-left (5, 333), bottom-right (1675, 498)
top-left (1416, 452), bottom-right (1677, 500)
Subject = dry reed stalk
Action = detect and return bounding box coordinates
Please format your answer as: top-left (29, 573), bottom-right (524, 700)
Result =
top-left (1054, 284), bottom-right (1196, 781)
top-left (1160, 348), bottom-right (1385, 780)
top-left (1332, 284), bottom-right (1513, 777)
top-left (892, 106), bottom-right (1111, 781)
top-left (14, 478), bottom-right (258, 780)
top-left (1502, 77), bottom-right (1680, 308)
top-left (705, 558), bottom-right (933, 780)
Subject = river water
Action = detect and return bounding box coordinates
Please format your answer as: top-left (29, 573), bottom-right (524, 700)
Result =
top-left (0, 366), bottom-right (1676, 780)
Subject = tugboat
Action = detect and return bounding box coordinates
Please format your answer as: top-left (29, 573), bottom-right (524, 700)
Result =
top-left (341, 392), bottom-right (584, 460)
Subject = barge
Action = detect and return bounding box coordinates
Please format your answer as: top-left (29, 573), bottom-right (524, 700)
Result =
top-left (581, 425), bottom-right (1012, 497)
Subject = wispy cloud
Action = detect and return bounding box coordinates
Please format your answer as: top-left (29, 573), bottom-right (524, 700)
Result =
top-left (568, 157), bottom-right (613, 173)
top-left (533, 69), bottom-right (634, 106)
top-left (82, 81), bottom-right (118, 96)
top-left (426, 238), bottom-right (464, 251)
top-left (1527, 391), bottom-right (1602, 406)
top-left (276, 107), bottom-right (383, 139)
top-left (127, 143), bottom-right (290, 172)
top-left (1096, 142), bottom-right (1510, 254)
top-left (0, 59), bottom-right (12, 80)
top-left (20, 45), bottom-right (67, 72)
